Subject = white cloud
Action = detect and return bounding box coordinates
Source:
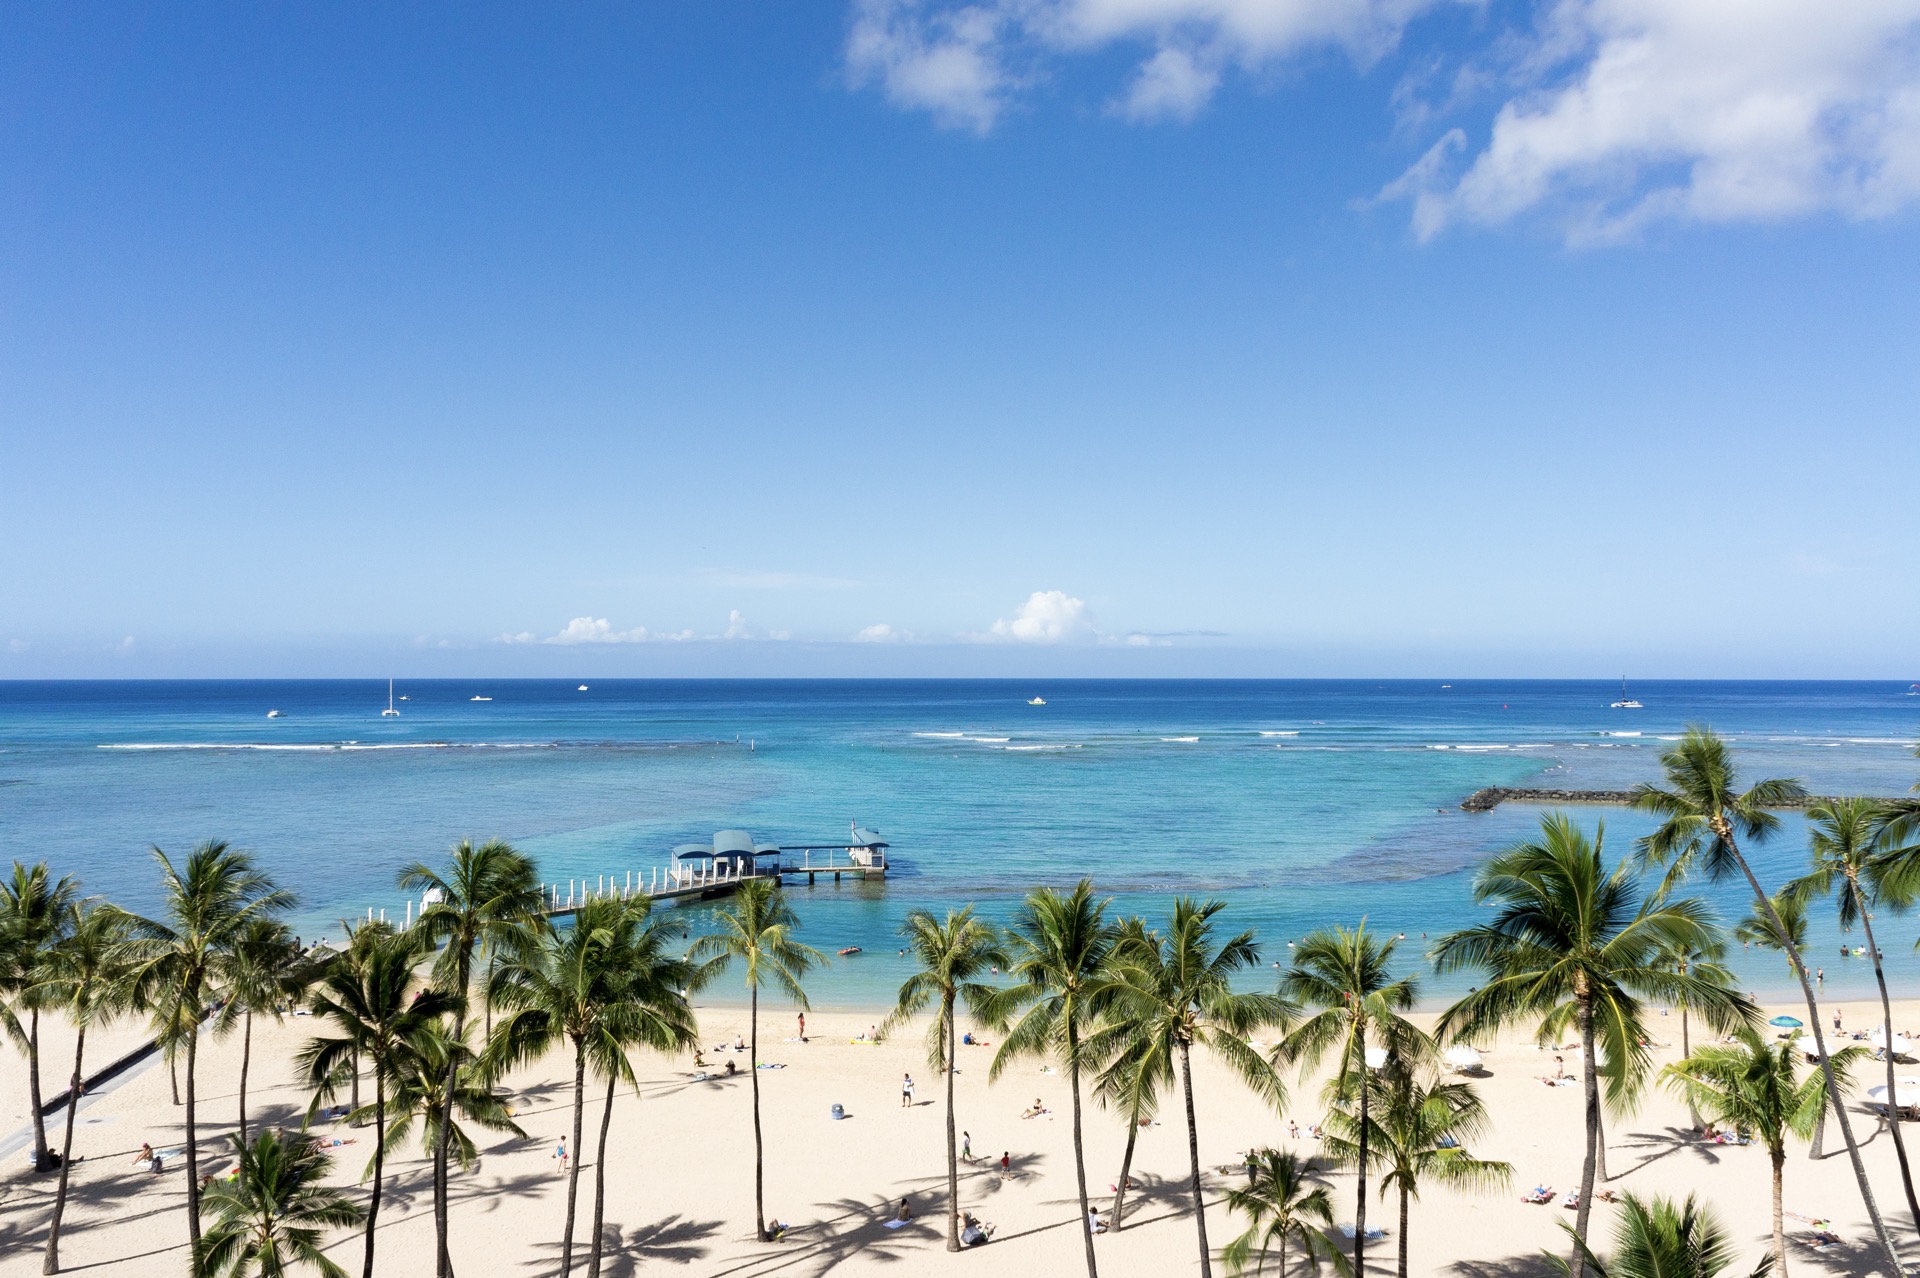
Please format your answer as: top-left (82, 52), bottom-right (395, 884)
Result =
top-left (853, 623), bottom-right (914, 642)
top-left (847, 0), bottom-right (1442, 130)
top-left (502, 617), bottom-right (655, 645)
top-left (989, 590), bottom-right (1098, 643)
top-left (725, 609), bottom-right (754, 640)
top-left (7, 638), bottom-right (27, 654)
top-left (1388, 0), bottom-right (1920, 241)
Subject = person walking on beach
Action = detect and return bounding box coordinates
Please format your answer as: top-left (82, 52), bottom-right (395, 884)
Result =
top-left (1000, 1151), bottom-right (1010, 1176)
top-left (901, 1073), bottom-right (915, 1107)
top-left (555, 1138), bottom-right (568, 1176)
top-left (961, 1130), bottom-right (973, 1161)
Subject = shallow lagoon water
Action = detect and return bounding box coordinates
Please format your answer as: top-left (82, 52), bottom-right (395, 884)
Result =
top-left (2, 679), bottom-right (1916, 1006)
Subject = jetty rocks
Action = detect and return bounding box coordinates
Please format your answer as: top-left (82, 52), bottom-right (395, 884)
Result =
top-left (1460, 787), bottom-right (1839, 812)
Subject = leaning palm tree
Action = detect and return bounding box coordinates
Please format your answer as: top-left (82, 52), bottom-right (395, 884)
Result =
top-left (1272, 922), bottom-right (1426, 1278)
top-left (195, 1130), bottom-right (365, 1278)
top-left (983, 880), bottom-right (1120, 1278)
top-left (1221, 1148), bottom-right (1348, 1278)
top-left (298, 925), bottom-right (453, 1278)
top-left (1548, 1192), bottom-right (1770, 1278)
top-left (1632, 727), bottom-right (1899, 1273)
top-left (220, 917), bottom-right (310, 1144)
top-left (1092, 916), bottom-right (1171, 1233)
top-left (39, 900), bottom-right (133, 1274)
top-left (115, 841), bottom-right (292, 1256)
top-left (1663, 1026), bottom-right (1863, 1276)
top-left (1433, 815), bottom-right (1751, 1276)
top-left (1096, 898), bottom-right (1291, 1276)
top-left (399, 837), bottom-right (541, 1278)
top-left (687, 877), bottom-right (824, 1245)
top-left (1789, 796), bottom-right (1920, 1229)
top-left (1321, 1068), bottom-right (1511, 1278)
top-left (0, 861), bottom-right (80, 1174)
top-left (880, 907), bottom-right (1007, 1253)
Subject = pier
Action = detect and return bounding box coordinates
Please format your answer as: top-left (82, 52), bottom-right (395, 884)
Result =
top-left (351, 827), bottom-right (891, 931)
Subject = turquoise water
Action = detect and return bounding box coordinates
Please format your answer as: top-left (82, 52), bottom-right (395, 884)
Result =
top-left (1, 679), bottom-right (1916, 1006)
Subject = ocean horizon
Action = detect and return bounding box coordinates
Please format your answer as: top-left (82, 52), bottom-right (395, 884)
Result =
top-left (3, 677), bottom-right (1916, 1008)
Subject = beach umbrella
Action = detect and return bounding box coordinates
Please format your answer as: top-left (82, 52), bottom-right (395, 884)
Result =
top-left (1866, 1027), bottom-right (1917, 1055)
top-left (1768, 1015), bottom-right (1804, 1028)
top-left (1443, 1045), bottom-right (1483, 1072)
top-left (1868, 1080), bottom-right (1920, 1109)
top-left (1364, 1046), bottom-right (1389, 1071)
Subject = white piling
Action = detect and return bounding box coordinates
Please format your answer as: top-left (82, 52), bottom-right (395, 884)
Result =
top-left (405, 900), bottom-right (412, 927)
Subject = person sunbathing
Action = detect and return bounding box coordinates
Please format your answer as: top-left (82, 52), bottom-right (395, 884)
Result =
top-left (1523, 1186), bottom-right (1554, 1204)
top-left (1021, 1099), bottom-right (1049, 1119)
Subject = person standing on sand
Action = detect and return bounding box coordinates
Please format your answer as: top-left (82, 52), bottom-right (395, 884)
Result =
top-left (1000, 1151), bottom-right (1010, 1175)
top-left (555, 1138), bottom-right (568, 1176)
top-left (901, 1073), bottom-right (915, 1107)
top-left (797, 1012), bottom-right (806, 1040)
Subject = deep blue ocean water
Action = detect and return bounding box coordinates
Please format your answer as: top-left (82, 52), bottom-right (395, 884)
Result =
top-left (2, 679), bottom-right (1917, 1006)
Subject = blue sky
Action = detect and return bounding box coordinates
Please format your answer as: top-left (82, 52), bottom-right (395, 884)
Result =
top-left (3, 1), bottom-right (1918, 678)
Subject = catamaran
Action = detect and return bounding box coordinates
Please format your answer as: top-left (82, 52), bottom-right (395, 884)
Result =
top-left (382, 679), bottom-right (400, 717)
top-left (1610, 677), bottom-right (1643, 709)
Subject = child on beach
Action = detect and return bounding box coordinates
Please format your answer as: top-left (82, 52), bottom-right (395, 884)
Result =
top-left (555, 1139), bottom-right (569, 1176)
top-left (902, 1074), bottom-right (915, 1107)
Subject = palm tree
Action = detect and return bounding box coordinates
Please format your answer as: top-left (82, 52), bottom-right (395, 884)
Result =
top-left (983, 880), bottom-right (1120, 1278)
top-left (880, 907), bottom-right (1007, 1253)
top-left (1663, 1026), bottom-right (1864, 1276)
top-left (1789, 796), bottom-right (1920, 1228)
top-left (1548, 1192), bottom-right (1770, 1278)
top-left (1320, 1068), bottom-right (1511, 1278)
top-left (372, 1022), bottom-right (523, 1214)
top-left (195, 1130), bottom-right (365, 1278)
top-left (298, 925), bottom-right (453, 1278)
top-left (687, 877), bottom-right (823, 1244)
top-left (1647, 936), bottom-right (1735, 1130)
top-left (39, 900), bottom-right (133, 1274)
top-left (1272, 922), bottom-right (1425, 1278)
top-left (1432, 815), bottom-right (1750, 1275)
top-left (1632, 727), bottom-right (1899, 1273)
top-left (116, 841), bottom-right (292, 1255)
top-left (400, 837), bottom-right (541, 1278)
top-left (1097, 899), bottom-right (1291, 1276)
top-left (0, 861), bottom-right (80, 1173)
top-left (220, 918), bottom-right (310, 1144)
top-left (1220, 1149), bottom-right (1347, 1278)
top-left (1733, 893), bottom-right (1808, 978)
top-left (1092, 917), bottom-right (1169, 1233)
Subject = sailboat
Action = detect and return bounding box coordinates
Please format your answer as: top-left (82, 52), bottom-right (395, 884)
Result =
top-left (382, 679), bottom-right (401, 717)
top-left (1609, 677), bottom-right (1643, 709)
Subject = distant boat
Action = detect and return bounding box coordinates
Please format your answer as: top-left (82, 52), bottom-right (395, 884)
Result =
top-left (266, 709), bottom-right (283, 719)
top-left (1441, 684), bottom-right (1452, 689)
top-left (382, 679), bottom-right (400, 717)
top-left (1610, 677), bottom-right (1643, 710)
top-left (1908, 684), bottom-right (1920, 696)
top-left (1027, 696), bottom-right (1046, 706)
top-left (578, 684), bottom-right (589, 691)
top-left (469, 696), bottom-right (492, 702)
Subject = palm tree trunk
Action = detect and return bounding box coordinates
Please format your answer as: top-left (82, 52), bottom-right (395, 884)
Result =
top-left (1068, 1028), bottom-right (1100, 1278)
top-left (42, 1023), bottom-right (85, 1273)
top-left (1179, 1040), bottom-right (1211, 1276)
top-left (1595, 1104), bottom-right (1609, 1183)
top-left (1770, 1147), bottom-right (1788, 1277)
top-left (944, 998), bottom-right (961, 1253)
top-left (751, 984), bottom-right (768, 1242)
top-left (1278, 1233), bottom-right (1287, 1278)
top-left (1681, 1006), bottom-right (1701, 1130)
top-left (1715, 822), bottom-right (1901, 1273)
top-left (436, 998), bottom-right (465, 1278)
top-left (1398, 1184), bottom-right (1411, 1278)
top-left (350, 1045), bottom-right (361, 1125)
top-left (1355, 1059), bottom-right (1370, 1278)
top-left (28, 1008), bottom-right (48, 1172)
top-left (168, 1049), bottom-right (179, 1106)
top-left (238, 1009), bottom-right (253, 1145)
top-left (1860, 905), bottom-right (1920, 1231)
top-left (185, 1010), bottom-right (202, 1253)
top-left (1113, 1120), bottom-right (1140, 1230)
top-left (560, 1044), bottom-right (586, 1277)
top-left (1571, 994), bottom-right (1598, 1278)
top-left (362, 1075), bottom-right (386, 1278)
top-left (588, 1072), bottom-right (615, 1278)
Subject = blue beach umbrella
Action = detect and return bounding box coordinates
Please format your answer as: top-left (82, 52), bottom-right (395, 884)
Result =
top-left (1769, 1015), bottom-right (1804, 1028)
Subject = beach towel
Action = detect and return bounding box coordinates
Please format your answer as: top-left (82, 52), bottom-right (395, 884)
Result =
top-left (883, 1219), bottom-right (912, 1230)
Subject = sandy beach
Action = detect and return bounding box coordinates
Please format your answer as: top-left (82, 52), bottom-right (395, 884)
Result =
top-left (5, 994), bottom-right (1918, 1277)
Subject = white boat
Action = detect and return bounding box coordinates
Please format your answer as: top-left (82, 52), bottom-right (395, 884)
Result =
top-left (1027, 696), bottom-right (1046, 706)
top-left (266, 709), bottom-right (283, 719)
top-left (470, 696), bottom-right (492, 702)
top-left (578, 684), bottom-right (589, 691)
top-left (381, 679), bottom-right (400, 717)
top-left (1610, 677), bottom-right (1643, 709)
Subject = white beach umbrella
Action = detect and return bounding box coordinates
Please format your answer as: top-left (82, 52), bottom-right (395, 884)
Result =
top-left (1364, 1046), bottom-right (1390, 1071)
top-left (1443, 1045), bottom-right (1483, 1071)
top-left (1868, 1028), bottom-right (1917, 1056)
top-left (1868, 1079), bottom-right (1920, 1108)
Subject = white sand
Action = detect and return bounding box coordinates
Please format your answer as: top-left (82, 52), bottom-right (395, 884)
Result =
top-left (3, 997), bottom-right (1917, 1276)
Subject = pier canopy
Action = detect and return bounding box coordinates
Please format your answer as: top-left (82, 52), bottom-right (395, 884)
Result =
top-left (850, 828), bottom-right (888, 849)
top-left (675, 830), bottom-right (785, 869)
